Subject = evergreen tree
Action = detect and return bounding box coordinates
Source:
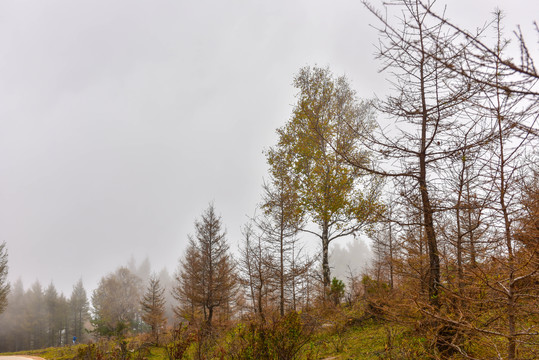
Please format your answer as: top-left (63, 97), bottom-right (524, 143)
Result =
top-left (69, 279), bottom-right (89, 343)
top-left (0, 242), bottom-right (9, 314)
top-left (27, 281), bottom-right (46, 349)
top-left (140, 275), bottom-right (166, 345)
top-left (44, 283), bottom-right (61, 347)
top-left (173, 203), bottom-right (236, 329)
top-left (0, 279), bottom-right (24, 352)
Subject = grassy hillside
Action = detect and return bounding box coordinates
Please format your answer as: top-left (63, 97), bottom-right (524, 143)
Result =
top-left (0, 315), bottom-right (431, 359)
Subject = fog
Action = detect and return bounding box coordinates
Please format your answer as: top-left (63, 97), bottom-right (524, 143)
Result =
top-left (0, 0), bottom-right (537, 296)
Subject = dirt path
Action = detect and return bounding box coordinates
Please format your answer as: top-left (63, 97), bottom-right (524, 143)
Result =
top-left (0, 356), bottom-right (46, 360)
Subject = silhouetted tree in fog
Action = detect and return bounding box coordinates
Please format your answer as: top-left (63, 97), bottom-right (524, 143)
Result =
top-left (0, 279), bottom-right (24, 352)
top-left (91, 267), bottom-right (142, 336)
top-left (0, 242), bottom-right (8, 314)
top-left (44, 283), bottom-right (66, 347)
top-left (70, 279), bottom-right (89, 343)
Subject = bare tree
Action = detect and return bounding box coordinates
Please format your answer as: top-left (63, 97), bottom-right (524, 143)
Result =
top-left (472, 15), bottom-right (538, 357)
top-left (517, 166), bottom-right (539, 249)
top-left (369, 200), bottom-right (400, 290)
top-left (238, 221), bottom-right (272, 320)
top-left (360, 0), bottom-right (490, 309)
top-left (360, 1), bottom-right (538, 357)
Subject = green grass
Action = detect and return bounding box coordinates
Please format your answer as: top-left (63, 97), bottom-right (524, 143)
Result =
top-left (0, 319), bottom-right (430, 359)
top-left (303, 319), bottom-right (429, 360)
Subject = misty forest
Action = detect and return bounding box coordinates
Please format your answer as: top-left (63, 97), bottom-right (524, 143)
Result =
top-left (1, 1), bottom-right (538, 359)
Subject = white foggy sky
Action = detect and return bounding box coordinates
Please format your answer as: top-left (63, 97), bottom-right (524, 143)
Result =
top-left (1, 0), bottom-right (537, 295)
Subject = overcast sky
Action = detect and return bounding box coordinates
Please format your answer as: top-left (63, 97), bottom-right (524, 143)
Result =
top-left (1, 0), bottom-right (537, 296)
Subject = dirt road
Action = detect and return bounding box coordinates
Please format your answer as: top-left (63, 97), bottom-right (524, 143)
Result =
top-left (0, 356), bottom-right (45, 360)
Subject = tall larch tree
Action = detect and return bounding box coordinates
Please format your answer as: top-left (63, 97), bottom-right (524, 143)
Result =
top-left (173, 203), bottom-right (236, 330)
top-left (140, 275), bottom-right (166, 345)
top-left (361, 0), bottom-right (485, 308)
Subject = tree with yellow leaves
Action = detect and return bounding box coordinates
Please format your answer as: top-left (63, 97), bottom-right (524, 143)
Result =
top-left (269, 66), bottom-right (381, 294)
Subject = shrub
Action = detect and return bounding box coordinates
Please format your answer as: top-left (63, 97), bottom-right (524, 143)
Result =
top-left (329, 277), bottom-right (345, 305)
top-left (164, 323), bottom-right (195, 360)
top-left (227, 312), bottom-right (313, 360)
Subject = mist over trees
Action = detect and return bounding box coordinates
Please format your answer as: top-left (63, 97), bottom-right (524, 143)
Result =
top-left (70, 279), bottom-right (90, 344)
top-left (329, 239), bottom-right (371, 283)
top-left (0, 257), bottom-right (178, 352)
top-left (0, 242), bottom-right (8, 314)
top-left (0, 279), bottom-right (89, 352)
top-left (91, 267), bottom-right (143, 336)
top-left (0, 0), bottom-right (537, 358)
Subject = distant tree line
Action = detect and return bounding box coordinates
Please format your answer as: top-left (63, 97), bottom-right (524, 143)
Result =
top-left (86, 258), bottom-right (177, 340)
top-left (0, 279), bottom-right (89, 352)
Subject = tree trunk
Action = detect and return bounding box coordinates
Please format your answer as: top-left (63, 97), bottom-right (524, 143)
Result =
top-left (321, 221), bottom-right (330, 295)
top-left (207, 306), bottom-right (213, 328)
top-left (280, 212), bottom-right (285, 317)
top-left (389, 219), bottom-right (394, 290)
top-left (419, 34), bottom-right (440, 308)
top-left (456, 159), bottom-right (466, 299)
top-left (497, 105), bottom-right (517, 360)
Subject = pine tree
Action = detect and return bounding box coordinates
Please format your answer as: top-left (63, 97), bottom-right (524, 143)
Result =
top-left (0, 242), bottom-right (8, 314)
top-left (173, 203), bottom-right (236, 329)
top-left (69, 279), bottom-right (89, 343)
top-left (141, 275), bottom-right (166, 345)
